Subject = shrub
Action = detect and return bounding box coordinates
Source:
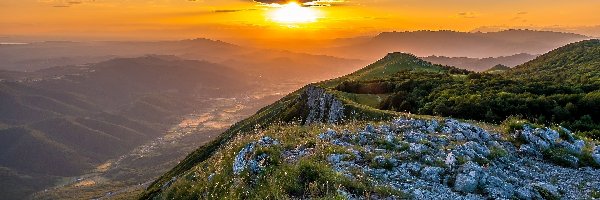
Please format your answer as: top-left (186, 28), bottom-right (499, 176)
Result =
top-left (501, 116), bottom-right (529, 134)
top-left (488, 146), bottom-right (508, 160)
top-left (543, 147), bottom-right (578, 168)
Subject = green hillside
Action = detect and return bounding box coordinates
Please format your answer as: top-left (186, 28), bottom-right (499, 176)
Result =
top-left (141, 40), bottom-right (600, 199)
top-left (510, 39), bottom-right (600, 83)
top-left (327, 40), bottom-right (600, 138)
top-left (484, 64), bottom-right (511, 74)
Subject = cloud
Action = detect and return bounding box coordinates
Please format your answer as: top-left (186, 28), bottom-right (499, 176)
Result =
top-left (214, 9), bottom-right (257, 13)
top-left (457, 12), bottom-right (478, 19)
top-left (41, 0), bottom-right (92, 8)
top-left (253, 0), bottom-right (312, 3)
top-left (251, 0), bottom-right (345, 7)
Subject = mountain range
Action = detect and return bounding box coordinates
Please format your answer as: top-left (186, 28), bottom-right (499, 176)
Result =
top-left (0, 39), bottom-right (365, 84)
top-left (315, 29), bottom-right (589, 60)
top-left (422, 53), bottom-right (538, 72)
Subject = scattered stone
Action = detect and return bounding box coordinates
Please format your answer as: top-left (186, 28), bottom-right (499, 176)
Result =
top-left (592, 146), bottom-right (600, 166)
top-left (515, 186), bottom-right (536, 200)
top-left (409, 143), bottom-right (427, 154)
top-left (420, 166), bottom-right (444, 183)
top-left (365, 124), bottom-right (377, 133)
top-left (310, 117), bottom-right (600, 199)
top-left (207, 173), bottom-right (215, 182)
top-left (233, 143), bottom-right (255, 175)
top-left (538, 128), bottom-right (560, 143)
top-left (480, 175), bottom-right (514, 199)
top-left (560, 127), bottom-right (576, 142)
top-left (257, 136), bottom-right (279, 146)
top-left (426, 120), bottom-right (439, 133)
top-left (519, 144), bottom-right (542, 158)
top-left (328, 154), bottom-right (348, 163)
top-left (445, 153), bottom-right (457, 167)
top-left (532, 182), bottom-right (561, 200)
top-left (453, 162), bottom-right (483, 193)
top-left (318, 129), bottom-right (337, 140)
top-left (232, 137), bottom-right (279, 175)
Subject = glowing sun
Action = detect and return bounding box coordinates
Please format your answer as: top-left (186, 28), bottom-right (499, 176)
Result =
top-left (270, 2), bottom-right (318, 24)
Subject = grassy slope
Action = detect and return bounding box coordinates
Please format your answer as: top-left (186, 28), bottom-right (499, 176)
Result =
top-left (139, 53), bottom-right (445, 199)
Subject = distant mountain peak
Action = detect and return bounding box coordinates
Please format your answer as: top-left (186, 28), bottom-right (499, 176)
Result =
top-left (382, 52), bottom-right (419, 60)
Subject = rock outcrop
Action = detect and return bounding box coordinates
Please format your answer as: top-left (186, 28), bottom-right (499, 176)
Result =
top-left (310, 118), bottom-right (600, 199)
top-left (516, 125), bottom-right (593, 168)
top-left (304, 86), bottom-right (345, 124)
top-left (232, 136), bottom-right (279, 176)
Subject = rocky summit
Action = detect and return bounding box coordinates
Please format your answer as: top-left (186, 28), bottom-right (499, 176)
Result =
top-left (145, 117), bottom-right (600, 199)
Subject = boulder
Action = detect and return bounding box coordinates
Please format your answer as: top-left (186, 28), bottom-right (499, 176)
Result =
top-left (232, 137), bottom-right (279, 175)
top-left (520, 128), bottom-right (550, 151)
top-left (454, 173), bottom-right (479, 193)
top-left (445, 152), bottom-right (457, 167)
top-left (515, 186), bottom-right (536, 200)
top-left (365, 124), bottom-right (377, 133)
top-left (327, 154), bottom-right (348, 163)
top-left (558, 140), bottom-right (585, 155)
top-left (358, 131), bottom-right (373, 145)
top-left (532, 182), bottom-right (561, 200)
top-left (318, 129), bottom-right (337, 140)
top-left (519, 144), bottom-right (542, 158)
top-left (592, 146), bottom-right (600, 166)
top-left (304, 86), bottom-right (345, 124)
top-left (562, 155), bottom-right (580, 168)
top-left (247, 153), bottom-right (269, 174)
top-left (538, 128), bottom-right (560, 143)
top-left (480, 175), bottom-right (514, 199)
top-left (402, 162), bottom-right (423, 174)
top-left (420, 166), bottom-right (444, 183)
top-left (427, 120), bottom-right (439, 133)
top-left (409, 143), bottom-right (428, 154)
top-left (560, 127), bottom-right (576, 142)
top-left (454, 162), bottom-right (483, 193)
top-left (233, 143), bottom-right (255, 175)
top-left (257, 136), bottom-right (279, 146)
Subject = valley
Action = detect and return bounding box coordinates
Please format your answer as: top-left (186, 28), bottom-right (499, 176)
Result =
top-left (32, 84), bottom-right (293, 200)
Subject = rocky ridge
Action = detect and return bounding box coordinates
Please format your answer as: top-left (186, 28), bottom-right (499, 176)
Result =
top-left (230, 118), bottom-right (600, 199)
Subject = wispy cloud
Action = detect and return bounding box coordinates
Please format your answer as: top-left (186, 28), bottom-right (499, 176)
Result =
top-left (457, 12), bottom-right (478, 19)
top-left (251, 0), bottom-right (346, 7)
top-left (215, 8), bottom-right (258, 13)
top-left (41, 0), bottom-right (91, 8)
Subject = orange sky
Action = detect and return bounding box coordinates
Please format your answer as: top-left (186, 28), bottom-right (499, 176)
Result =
top-left (1, 0), bottom-right (600, 41)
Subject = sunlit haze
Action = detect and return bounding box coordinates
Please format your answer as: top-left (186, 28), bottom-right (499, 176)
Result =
top-left (2, 0), bottom-right (600, 42)
top-left (270, 2), bottom-right (319, 24)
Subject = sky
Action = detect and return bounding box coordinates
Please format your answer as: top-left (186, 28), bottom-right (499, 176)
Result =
top-left (1, 0), bottom-right (600, 41)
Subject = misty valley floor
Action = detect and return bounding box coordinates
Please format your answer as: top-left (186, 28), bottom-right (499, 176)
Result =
top-left (29, 86), bottom-right (292, 200)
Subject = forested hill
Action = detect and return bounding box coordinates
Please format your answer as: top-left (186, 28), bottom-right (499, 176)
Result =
top-left (510, 39), bottom-right (600, 83)
top-left (330, 40), bottom-right (600, 138)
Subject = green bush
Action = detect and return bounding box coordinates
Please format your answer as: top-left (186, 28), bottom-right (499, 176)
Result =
top-left (488, 146), bottom-right (508, 160)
